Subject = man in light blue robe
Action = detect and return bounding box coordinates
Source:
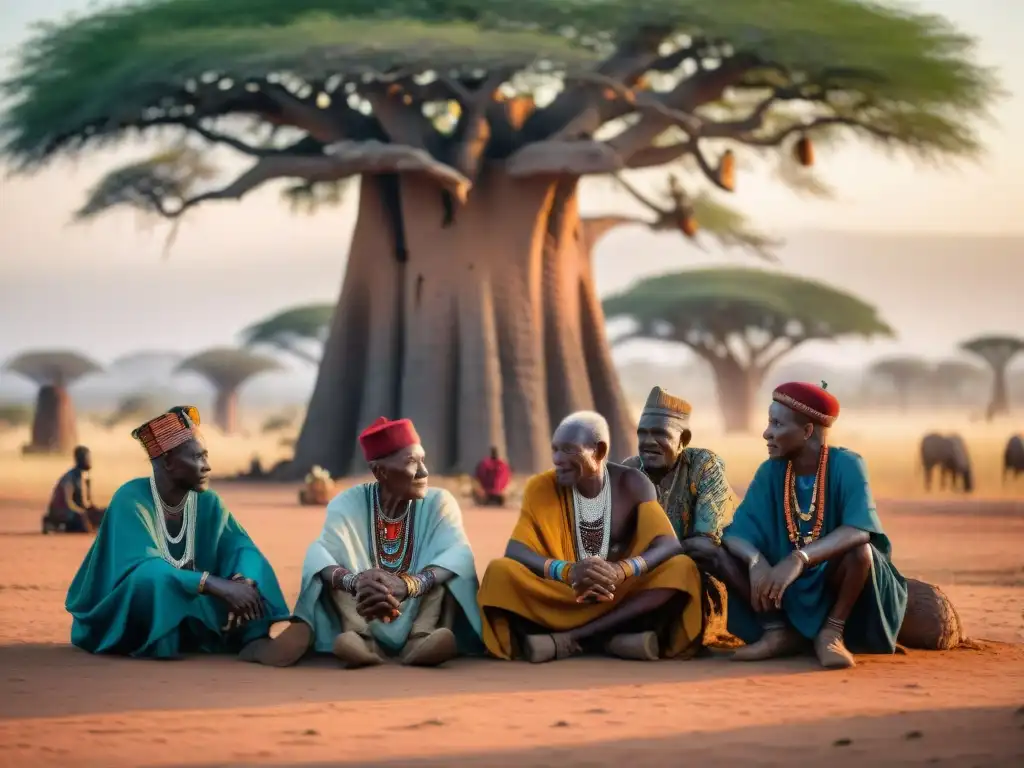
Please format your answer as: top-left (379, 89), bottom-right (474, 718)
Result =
top-left (721, 382), bottom-right (908, 670)
top-left (261, 417), bottom-right (482, 668)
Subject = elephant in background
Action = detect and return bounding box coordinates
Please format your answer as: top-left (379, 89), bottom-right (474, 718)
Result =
top-left (1004, 434), bottom-right (1024, 482)
top-left (920, 433), bottom-right (973, 493)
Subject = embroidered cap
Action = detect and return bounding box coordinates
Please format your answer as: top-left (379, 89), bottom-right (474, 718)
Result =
top-left (641, 385), bottom-right (692, 424)
top-left (131, 405), bottom-right (202, 459)
top-left (772, 381), bottom-right (840, 427)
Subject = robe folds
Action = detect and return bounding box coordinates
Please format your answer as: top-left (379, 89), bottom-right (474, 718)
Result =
top-left (478, 470), bottom-right (704, 659)
top-left (65, 478), bottom-right (290, 659)
top-left (723, 447), bottom-right (908, 653)
top-left (293, 485), bottom-right (483, 655)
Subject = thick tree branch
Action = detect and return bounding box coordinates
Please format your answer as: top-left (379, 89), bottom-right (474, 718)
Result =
top-left (362, 81), bottom-right (439, 151)
top-left (581, 214), bottom-right (652, 249)
top-left (505, 139), bottom-right (624, 177)
top-left (447, 69), bottom-right (514, 180)
top-left (625, 141), bottom-right (694, 169)
top-left (148, 141), bottom-right (470, 218)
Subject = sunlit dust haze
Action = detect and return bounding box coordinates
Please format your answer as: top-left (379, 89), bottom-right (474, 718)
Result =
top-left (1, 1), bottom-right (1022, 403)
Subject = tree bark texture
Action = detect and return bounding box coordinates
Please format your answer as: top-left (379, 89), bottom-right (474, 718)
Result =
top-left (288, 168), bottom-right (637, 478)
top-left (987, 363), bottom-right (1009, 420)
top-left (26, 384), bottom-right (77, 454)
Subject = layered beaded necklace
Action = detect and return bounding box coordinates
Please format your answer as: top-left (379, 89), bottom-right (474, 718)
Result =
top-left (149, 475), bottom-right (197, 569)
top-left (369, 482), bottom-right (415, 573)
top-left (783, 445), bottom-right (830, 548)
top-left (572, 466), bottom-right (612, 559)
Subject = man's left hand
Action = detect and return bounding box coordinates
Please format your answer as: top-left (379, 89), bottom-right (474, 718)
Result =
top-left (763, 553), bottom-right (806, 609)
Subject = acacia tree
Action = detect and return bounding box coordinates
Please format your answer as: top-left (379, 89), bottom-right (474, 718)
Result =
top-left (240, 304), bottom-right (335, 364)
top-left (175, 348), bottom-right (282, 433)
top-left (1, 1), bottom-right (995, 475)
top-left (869, 356), bottom-right (933, 412)
top-left (931, 359), bottom-right (987, 407)
top-left (960, 335), bottom-right (1024, 419)
top-left (603, 269), bottom-right (893, 432)
top-left (1, 351), bottom-right (103, 453)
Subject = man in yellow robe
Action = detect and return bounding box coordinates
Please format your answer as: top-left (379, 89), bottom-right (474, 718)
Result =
top-left (477, 411), bottom-right (704, 662)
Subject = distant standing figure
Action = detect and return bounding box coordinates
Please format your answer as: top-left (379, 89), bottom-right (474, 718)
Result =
top-left (473, 447), bottom-right (511, 506)
top-left (43, 446), bottom-right (105, 533)
top-left (920, 433), bottom-right (973, 492)
top-left (1004, 434), bottom-right (1024, 482)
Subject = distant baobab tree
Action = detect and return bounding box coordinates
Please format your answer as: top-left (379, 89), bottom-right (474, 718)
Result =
top-left (869, 356), bottom-right (933, 412)
top-left (605, 268), bottom-right (893, 432)
top-left (2, 350), bottom-right (103, 453)
top-left (961, 335), bottom-right (1024, 420)
top-left (175, 348), bottom-right (283, 434)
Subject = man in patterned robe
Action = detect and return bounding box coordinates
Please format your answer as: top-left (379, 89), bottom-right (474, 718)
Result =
top-left (621, 386), bottom-right (739, 641)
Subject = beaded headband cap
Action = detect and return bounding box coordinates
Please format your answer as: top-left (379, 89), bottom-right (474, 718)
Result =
top-left (131, 405), bottom-right (202, 459)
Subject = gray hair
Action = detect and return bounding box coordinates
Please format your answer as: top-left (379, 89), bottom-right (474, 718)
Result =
top-left (555, 410), bottom-right (611, 451)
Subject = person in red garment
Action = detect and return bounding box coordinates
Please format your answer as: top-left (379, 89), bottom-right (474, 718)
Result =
top-left (473, 446), bottom-right (511, 507)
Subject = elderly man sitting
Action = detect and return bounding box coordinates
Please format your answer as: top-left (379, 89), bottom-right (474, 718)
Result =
top-left (621, 386), bottom-right (738, 640)
top-left (253, 417), bottom-right (483, 668)
top-left (477, 411), bottom-right (704, 663)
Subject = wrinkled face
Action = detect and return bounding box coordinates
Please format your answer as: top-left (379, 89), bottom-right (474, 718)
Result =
top-left (163, 435), bottom-right (211, 492)
top-left (373, 444), bottom-right (429, 500)
top-left (763, 402), bottom-right (812, 459)
top-left (636, 414), bottom-right (689, 472)
top-left (551, 424), bottom-right (607, 487)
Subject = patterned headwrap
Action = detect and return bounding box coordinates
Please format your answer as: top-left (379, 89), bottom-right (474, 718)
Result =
top-left (772, 381), bottom-right (840, 427)
top-left (641, 386), bottom-right (692, 427)
top-left (131, 405), bottom-right (202, 459)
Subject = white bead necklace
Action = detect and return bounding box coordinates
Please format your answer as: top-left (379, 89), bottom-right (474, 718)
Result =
top-left (572, 466), bottom-right (611, 559)
top-left (150, 475), bottom-right (197, 569)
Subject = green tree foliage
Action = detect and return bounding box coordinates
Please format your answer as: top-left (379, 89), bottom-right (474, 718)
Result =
top-left (603, 268), bottom-right (893, 431)
top-left (3, 0), bottom-right (997, 216)
top-left (868, 355), bottom-right (933, 411)
top-left (960, 335), bottom-right (1024, 420)
top-left (240, 303), bottom-right (335, 364)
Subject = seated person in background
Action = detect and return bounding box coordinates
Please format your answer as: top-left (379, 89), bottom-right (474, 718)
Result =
top-left (43, 445), bottom-right (106, 533)
top-left (721, 382), bottom-right (908, 670)
top-left (477, 411), bottom-right (704, 663)
top-left (65, 406), bottom-right (290, 661)
top-left (267, 417), bottom-right (482, 668)
top-left (622, 387), bottom-right (738, 640)
top-left (473, 446), bottom-right (511, 506)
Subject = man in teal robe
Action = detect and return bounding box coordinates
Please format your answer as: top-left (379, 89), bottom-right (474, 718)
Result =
top-left (256, 416), bottom-right (483, 668)
top-left (65, 406), bottom-right (290, 660)
top-left (722, 382), bottom-right (908, 669)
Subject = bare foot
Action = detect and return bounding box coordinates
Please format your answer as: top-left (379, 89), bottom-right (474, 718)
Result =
top-left (815, 625), bottom-right (856, 669)
top-left (604, 631), bottom-right (660, 661)
top-left (401, 628), bottom-right (458, 667)
top-left (523, 632), bottom-right (581, 663)
top-left (731, 625), bottom-right (806, 661)
top-left (238, 621), bottom-right (312, 667)
top-left (331, 631), bottom-right (384, 668)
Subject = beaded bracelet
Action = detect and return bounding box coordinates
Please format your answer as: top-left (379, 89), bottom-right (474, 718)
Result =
top-left (618, 556), bottom-right (650, 579)
top-left (341, 572), bottom-right (358, 595)
top-left (543, 559), bottom-right (572, 583)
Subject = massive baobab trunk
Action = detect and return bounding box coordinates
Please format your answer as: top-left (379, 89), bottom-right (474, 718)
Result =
top-left (290, 169), bottom-right (636, 477)
top-left (213, 389), bottom-right (240, 434)
top-left (25, 384), bottom-right (77, 454)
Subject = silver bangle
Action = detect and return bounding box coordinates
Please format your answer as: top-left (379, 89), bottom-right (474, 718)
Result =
top-left (794, 549), bottom-right (811, 566)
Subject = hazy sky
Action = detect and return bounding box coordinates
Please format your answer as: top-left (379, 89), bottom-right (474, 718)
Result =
top-left (1, 1), bottom-right (1022, 373)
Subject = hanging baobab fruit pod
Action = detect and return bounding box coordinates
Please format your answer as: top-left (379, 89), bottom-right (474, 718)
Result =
top-left (680, 214), bottom-right (699, 238)
top-left (718, 149), bottom-right (736, 191)
top-left (795, 135), bottom-right (814, 167)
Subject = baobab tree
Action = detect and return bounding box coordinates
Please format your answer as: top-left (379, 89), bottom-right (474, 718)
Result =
top-left (1, 350), bottom-right (102, 453)
top-left (240, 304), bottom-right (335, 364)
top-left (931, 359), bottom-right (988, 407)
top-left (175, 348), bottom-right (283, 433)
top-left (869, 356), bottom-right (933, 412)
top-left (960, 335), bottom-right (1024, 420)
top-left (603, 269), bottom-right (893, 433)
top-left (1, 1), bottom-right (996, 475)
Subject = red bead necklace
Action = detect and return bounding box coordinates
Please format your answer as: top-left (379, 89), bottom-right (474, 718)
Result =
top-left (783, 445), bottom-right (829, 548)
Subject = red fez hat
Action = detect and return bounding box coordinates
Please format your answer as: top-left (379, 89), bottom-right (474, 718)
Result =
top-left (772, 381), bottom-right (840, 427)
top-left (358, 417), bottom-right (421, 462)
